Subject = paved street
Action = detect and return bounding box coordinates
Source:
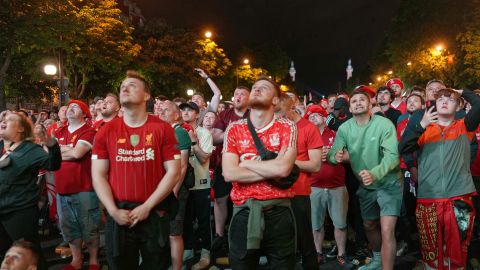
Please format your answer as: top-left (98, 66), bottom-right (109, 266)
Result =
top-left (41, 228), bottom-right (480, 270)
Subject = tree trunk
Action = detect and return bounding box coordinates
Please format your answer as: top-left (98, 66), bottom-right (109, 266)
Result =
top-left (77, 72), bottom-right (87, 99)
top-left (0, 51), bottom-right (13, 111)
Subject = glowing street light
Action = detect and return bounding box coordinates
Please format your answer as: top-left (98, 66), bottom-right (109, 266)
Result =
top-left (377, 76), bottom-right (382, 81)
top-left (44, 64), bottom-right (57, 75)
top-left (187, 89), bottom-right (194, 96)
top-left (407, 61), bottom-right (412, 66)
top-left (243, 58), bottom-right (249, 65)
top-left (435, 44), bottom-right (444, 52)
top-left (387, 70), bottom-right (393, 75)
top-left (205, 31), bottom-right (212, 38)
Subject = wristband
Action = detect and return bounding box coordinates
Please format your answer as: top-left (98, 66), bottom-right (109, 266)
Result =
top-left (192, 141), bottom-right (197, 146)
top-left (205, 77), bottom-right (210, 81)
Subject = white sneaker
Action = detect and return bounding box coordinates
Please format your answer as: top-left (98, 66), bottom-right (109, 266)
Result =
top-left (192, 249), bottom-right (210, 270)
top-left (358, 255), bottom-right (381, 270)
top-left (259, 256), bottom-right (268, 266)
top-left (396, 241), bottom-right (408, 256)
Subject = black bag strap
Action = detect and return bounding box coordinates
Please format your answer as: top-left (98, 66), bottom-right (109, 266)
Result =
top-left (246, 117), bottom-right (269, 160)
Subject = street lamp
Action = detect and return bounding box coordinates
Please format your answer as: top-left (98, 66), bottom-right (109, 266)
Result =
top-left (407, 61), bottom-right (412, 66)
top-left (187, 89), bottom-right (194, 96)
top-left (44, 64), bottom-right (57, 76)
top-left (377, 76), bottom-right (382, 81)
top-left (205, 31), bottom-right (212, 39)
top-left (435, 44), bottom-right (444, 52)
top-left (243, 58), bottom-right (249, 65)
top-left (44, 64), bottom-right (68, 106)
top-left (289, 61), bottom-right (296, 82)
top-left (387, 70), bottom-right (393, 75)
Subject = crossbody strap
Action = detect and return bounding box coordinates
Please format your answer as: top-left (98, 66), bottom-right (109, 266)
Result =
top-left (246, 117), bottom-right (268, 160)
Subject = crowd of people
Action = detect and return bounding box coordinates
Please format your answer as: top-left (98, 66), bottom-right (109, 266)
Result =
top-left (0, 68), bottom-right (479, 270)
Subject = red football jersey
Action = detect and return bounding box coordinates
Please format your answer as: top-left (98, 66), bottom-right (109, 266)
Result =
top-left (396, 117), bottom-right (410, 170)
top-left (309, 127), bottom-right (345, 188)
top-left (391, 100), bottom-right (407, 114)
top-left (54, 123), bottom-right (96, 194)
top-left (290, 118), bottom-right (323, 196)
top-left (223, 117), bottom-right (297, 205)
top-left (92, 115), bottom-right (180, 202)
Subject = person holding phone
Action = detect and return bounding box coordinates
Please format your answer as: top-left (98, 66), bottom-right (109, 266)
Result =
top-left (399, 88), bottom-right (480, 270)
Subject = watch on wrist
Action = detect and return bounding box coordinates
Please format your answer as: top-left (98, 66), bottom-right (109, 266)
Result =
top-left (192, 141), bottom-right (197, 146)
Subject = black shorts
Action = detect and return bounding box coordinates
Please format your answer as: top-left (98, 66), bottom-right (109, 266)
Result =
top-left (213, 166), bottom-right (232, 199)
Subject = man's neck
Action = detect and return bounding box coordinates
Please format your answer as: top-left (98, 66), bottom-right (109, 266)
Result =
top-left (437, 114), bottom-right (455, 127)
top-left (250, 108), bottom-right (275, 129)
top-left (391, 97), bottom-right (402, 106)
top-left (354, 112), bottom-right (371, 125)
top-left (234, 107), bottom-right (247, 117)
top-left (102, 113), bottom-right (118, 123)
top-left (318, 124), bottom-right (326, 134)
top-left (287, 111), bottom-right (301, 123)
top-left (68, 119), bottom-right (84, 129)
top-left (122, 107), bottom-right (148, 128)
top-left (380, 104), bottom-right (390, 112)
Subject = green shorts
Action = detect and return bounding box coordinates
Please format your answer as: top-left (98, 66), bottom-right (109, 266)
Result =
top-left (310, 186), bottom-right (348, 230)
top-left (356, 180), bottom-right (403, 220)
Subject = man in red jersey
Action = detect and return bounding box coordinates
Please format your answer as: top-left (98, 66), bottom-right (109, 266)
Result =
top-left (54, 100), bottom-right (99, 270)
top-left (211, 86), bottom-right (250, 242)
top-left (306, 104), bottom-right (351, 268)
top-left (92, 93), bottom-right (120, 131)
top-left (222, 77), bottom-right (298, 269)
top-left (386, 78), bottom-right (407, 114)
top-left (275, 97), bottom-right (323, 270)
top-left (92, 71), bottom-right (180, 270)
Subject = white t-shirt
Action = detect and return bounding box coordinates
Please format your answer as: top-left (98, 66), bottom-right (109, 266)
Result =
top-left (189, 126), bottom-right (213, 190)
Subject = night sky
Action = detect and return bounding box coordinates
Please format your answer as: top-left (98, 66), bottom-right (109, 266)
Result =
top-left (135, 0), bottom-right (401, 94)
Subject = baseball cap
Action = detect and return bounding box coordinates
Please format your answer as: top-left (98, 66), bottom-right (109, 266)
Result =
top-left (333, 97), bottom-right (349, 110)
top-left (304, 105), bottom-right (327, 119)
top-left (179, 101), bottom-right (200, 113)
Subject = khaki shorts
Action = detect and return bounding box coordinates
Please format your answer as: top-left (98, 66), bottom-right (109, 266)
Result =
top-left (356, 180), bottom-right (403, 220)
top-left (310, 186), bottom-right (349, 230)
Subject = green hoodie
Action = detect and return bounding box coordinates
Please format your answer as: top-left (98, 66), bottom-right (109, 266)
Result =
top-left (327, 114), bottom-right (401, 189)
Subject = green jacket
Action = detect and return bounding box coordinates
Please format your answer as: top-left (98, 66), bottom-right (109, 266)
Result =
top-left (0, 140), bottom-right (61, 215)
top-left (399, 89), bottom-right (480, 198)
top-left (327, 114), bottom-right (401, 189)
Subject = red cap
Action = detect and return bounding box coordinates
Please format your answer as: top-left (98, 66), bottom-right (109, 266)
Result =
top-left (353, 85), bottom-right (376, 98)
top-left (304, 105), bottom-right (327, 119)
top-left (386, 78), bottom-right (404, 90)
top-left (67, 100), bottom-right (92, 119)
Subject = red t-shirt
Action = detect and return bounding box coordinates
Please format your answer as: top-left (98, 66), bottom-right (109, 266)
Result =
top-left (309, 127), bottom-right (345, 188)
top-left (212, 108), bottom-right (246, 167)
top-left (471, 126), bottom-right (480, 176)
top-left (92, 116), bottom-right (120, 132)
top-left (290, 118), bottom-right (323, 196)
top-left (396, 117), bottom-right (409, 170)
top-left (391, 100), bottom-right (407, 114)
top-left (223, 117), bottom-right (297, 205)
top-left (54, 123), bottom-right (96, 194)
top-left (92, 115), bottom-right (180, 202)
